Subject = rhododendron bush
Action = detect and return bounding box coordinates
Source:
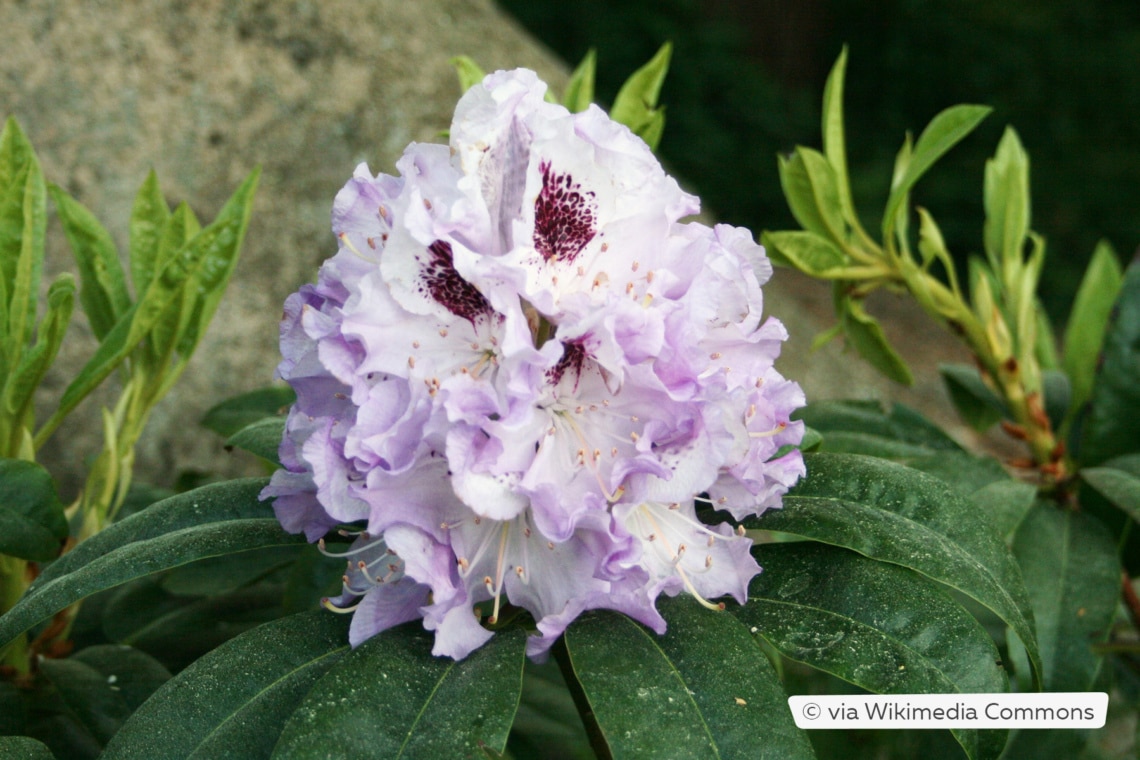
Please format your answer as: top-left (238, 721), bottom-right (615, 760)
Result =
top-left (0, 47), bottom-right (1136, 760)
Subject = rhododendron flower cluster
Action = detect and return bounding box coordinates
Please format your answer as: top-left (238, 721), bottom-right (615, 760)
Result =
top-left (262, 69), bottom-right (806, 660)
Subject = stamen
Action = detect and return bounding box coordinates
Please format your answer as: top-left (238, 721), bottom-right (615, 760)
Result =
top-left (321, 597), bottom-right (361, 614)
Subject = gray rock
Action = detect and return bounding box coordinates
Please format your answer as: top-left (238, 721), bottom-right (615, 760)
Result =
top-left (2, 0), bottom-right (990, 499)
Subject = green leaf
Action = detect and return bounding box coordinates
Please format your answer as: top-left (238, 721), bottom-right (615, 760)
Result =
top-left (36, 168), bottom-right (259, 447)
top-left (838, 295), bottom-right (913, 385)
top-left (610, 42), bottom-right (671, 151)
top-left (916, 207), bottom-right (949, 266)
top-left (226, 417), bottom-right (286, 465)
top-left (562, 49), bottom-right (597, 113)
top-left (71, 645), bottom-right (173, 711)
top-left (4, 273), bottom-right (74, 426)
top-left (738, 543), bottom-right (1008, 760)
top-left (272, 624), bottom-right (526, 759)
top-left (751, 453), bottom-right (1041, 685)
top-left (982, 128), bottom-right (1030, 279)
top-left (795, 399), bottom-right (963, 454)
top-left (145, 202), bottom-right (201, 369)
top-left (1063, 240), bottom-right (1123, 422)
top-left (821, 46), bottom-right (860, 234)
top-left (161, 544), bottom-right (304, 596)
top-left (881, 105), bottom-right (991, 241)
top-left (761, 230), bottom-right (848, 276)
top-left (1011, 504), bottom-right (1119, 691)
top-left (1081, 453), bottom-right (1140, 525)
top-left (778, 148), bottom-right (848, 247)
top-left (1080, 258), bottom-right (1140, 466)
top-left (450, 55), bottom-right (486, 92)
top-left (564, 598), bottom-right (815, 759)
top-left (29, 478), bottom-right (272, 591)
top-left (128, 170), bottom-right (171, 299)
top-left (939, 363), bottom-right (1006, 432)
top-left (0, 457), bottom-right (66, 561)
top-left (969, 479), bottom-right (1037, 540)
top-left (1041, 368), bottom-right (1070, 433)
top-left (0, 736), bottom-right (56, 760)
top-left (101, 612), bottom-right (350, 760)
top-left (1, 121), bottom-right (46, 352)
top-left (49, 184), bottom-right (132, 341)
top-left (38, 656), bottom-right (134, 746)
top-left (201, 385), bottom-right (295, 439)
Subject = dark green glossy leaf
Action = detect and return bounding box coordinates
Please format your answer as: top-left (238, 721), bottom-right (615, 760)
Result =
top-left (226, 417), bottom-right (286, 465)
top-left (30, 478), bottom-right (271, 591)
top-left (0, 736), bottom-right (55, 760)
top-left (1081, 453), bottom-right (1140, 523)
top-left (128, 170), bottom-right (171, 299)
top-left (795, 400), bottom-right (962, 453)
top-left (508, 659), bottom-right (593, 760)
top-left (201, 385), bottom-right (296, 438)
top-left (101, 611), bottom-right (350, 760)
top-left (751, 453), bottom-right (1040, 685)
top-left (1011, 504), bottom-right (1120, 691)
top-left (610, 43), bottom-right (671, 151)
top-left (969, 479), bottom-right (1037, 540)
top-left (161, 543), bottom-right (303, 596)
top-left (562, 49), bottom-right (596, 113)
top-left (881, 105), bottom-right (991, 241)
top-left (939, 363), bottom-right (1005, 432)
top-left (0, 457), bottom-right (66, 561)
top-left (0, 518), bottom-right (302, 649)
top-left (71, 645), bottom-right (172, 711)
top-left (761, 230), bottom-right (847, 276)
top-left (564, 598), bottom-right (815, 759)
top-left (903, 452), bottom-right (1010, 496)
top-left (48, 184), bottom-right (131, 341)
top-left (1063, 240), bottom-right (1122, 422)
top-left (38, 656), bottom-right (133, 746)
top-left (1080, 258), bottom-right (1140, 466)
top-left (272, 624), bottom-right (526, 759)
top-left (738, 543), bottom-right (1008, 760)
top-left (0, 679), bottom-right (26, 734)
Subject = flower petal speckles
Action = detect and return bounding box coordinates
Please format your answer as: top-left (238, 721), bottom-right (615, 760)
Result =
top-left (261, 67), bottom-right (805, 660)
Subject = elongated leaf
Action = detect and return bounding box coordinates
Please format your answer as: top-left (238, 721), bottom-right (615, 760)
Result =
top-left (145, 202), bottom-right (200, 370)
top-left (610, 43), bottom-right (671, 151)
top-left (71, 645), bottom-right (172, 711)
top-left (5, 274), bottom-right (74, 426)
top-left (1081, 453), bottom-right (1140, 523)
top-left (226, 417), bottom-right (286, 465)
top-left (1011, 505), bottom-right (1119, 691)
top-left (450, 55), bottom-right (486, 93)
top-left (0, 518), bottom-right (301, 649)
top-left (272, 624), bottom-right (526, 759)
top-left (795, 400), bottom-right (960, 452)
top-left (101, 612), bottom-right (349, 760)
top-left (1081, 258), bottom-right (1140, 466)
top-left (0, 736), bottom-right (55, 760)
top-left (750, 453), bottom-right (1041, 685)
top-left (38, 656), bottom-right (133, 747)
top-left (840, 295), bottom-right (914, 385)
top-left (969, 479), bottom-right (1037, 540)
top-left (778, 150), bottom-right (847, 245)
top-left (564, 599), bottom-right (815, 759)
top-left (8, 151), bottom-right (46, 353)
top-left (738, 543), bottom-right (1008, 760)
top-left (0, 457), bottom-right (66, 561)
top-left (762, 230), bottom-right (848, 276)
top-left (201, 385), bottom-right (295, 438)
top-left (49, 184), bottom-right (131, 340)
top-left (30, 478), bottom-right (270, 591)
top-left (821, 46), bottom-right (860, 233)
top-left (939, 363), bottom-right (1006, 432)
top-left (128, 170), bottom-right (171, 299)
top-left (982, 128), bottom-right (1030, 278)
top-left (38, 169), bottom-right (259, 447)
top-left (1063, 240), bottom-right (1123, 422)
top-left (562, 49), bottom-right (596, 113)
top-left (881, 105), bottom-right (991, 240)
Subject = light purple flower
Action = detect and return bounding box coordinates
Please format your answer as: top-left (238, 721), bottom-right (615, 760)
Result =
top-left (262, 67), bottom-right (806, 660)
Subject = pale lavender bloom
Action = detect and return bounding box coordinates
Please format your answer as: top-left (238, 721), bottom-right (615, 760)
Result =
top-left (262, 67), bottom-right (806, 660)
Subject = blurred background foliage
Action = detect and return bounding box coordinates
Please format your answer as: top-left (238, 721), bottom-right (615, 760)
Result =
top-left (496, 0), bottom-right (1140, 321)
